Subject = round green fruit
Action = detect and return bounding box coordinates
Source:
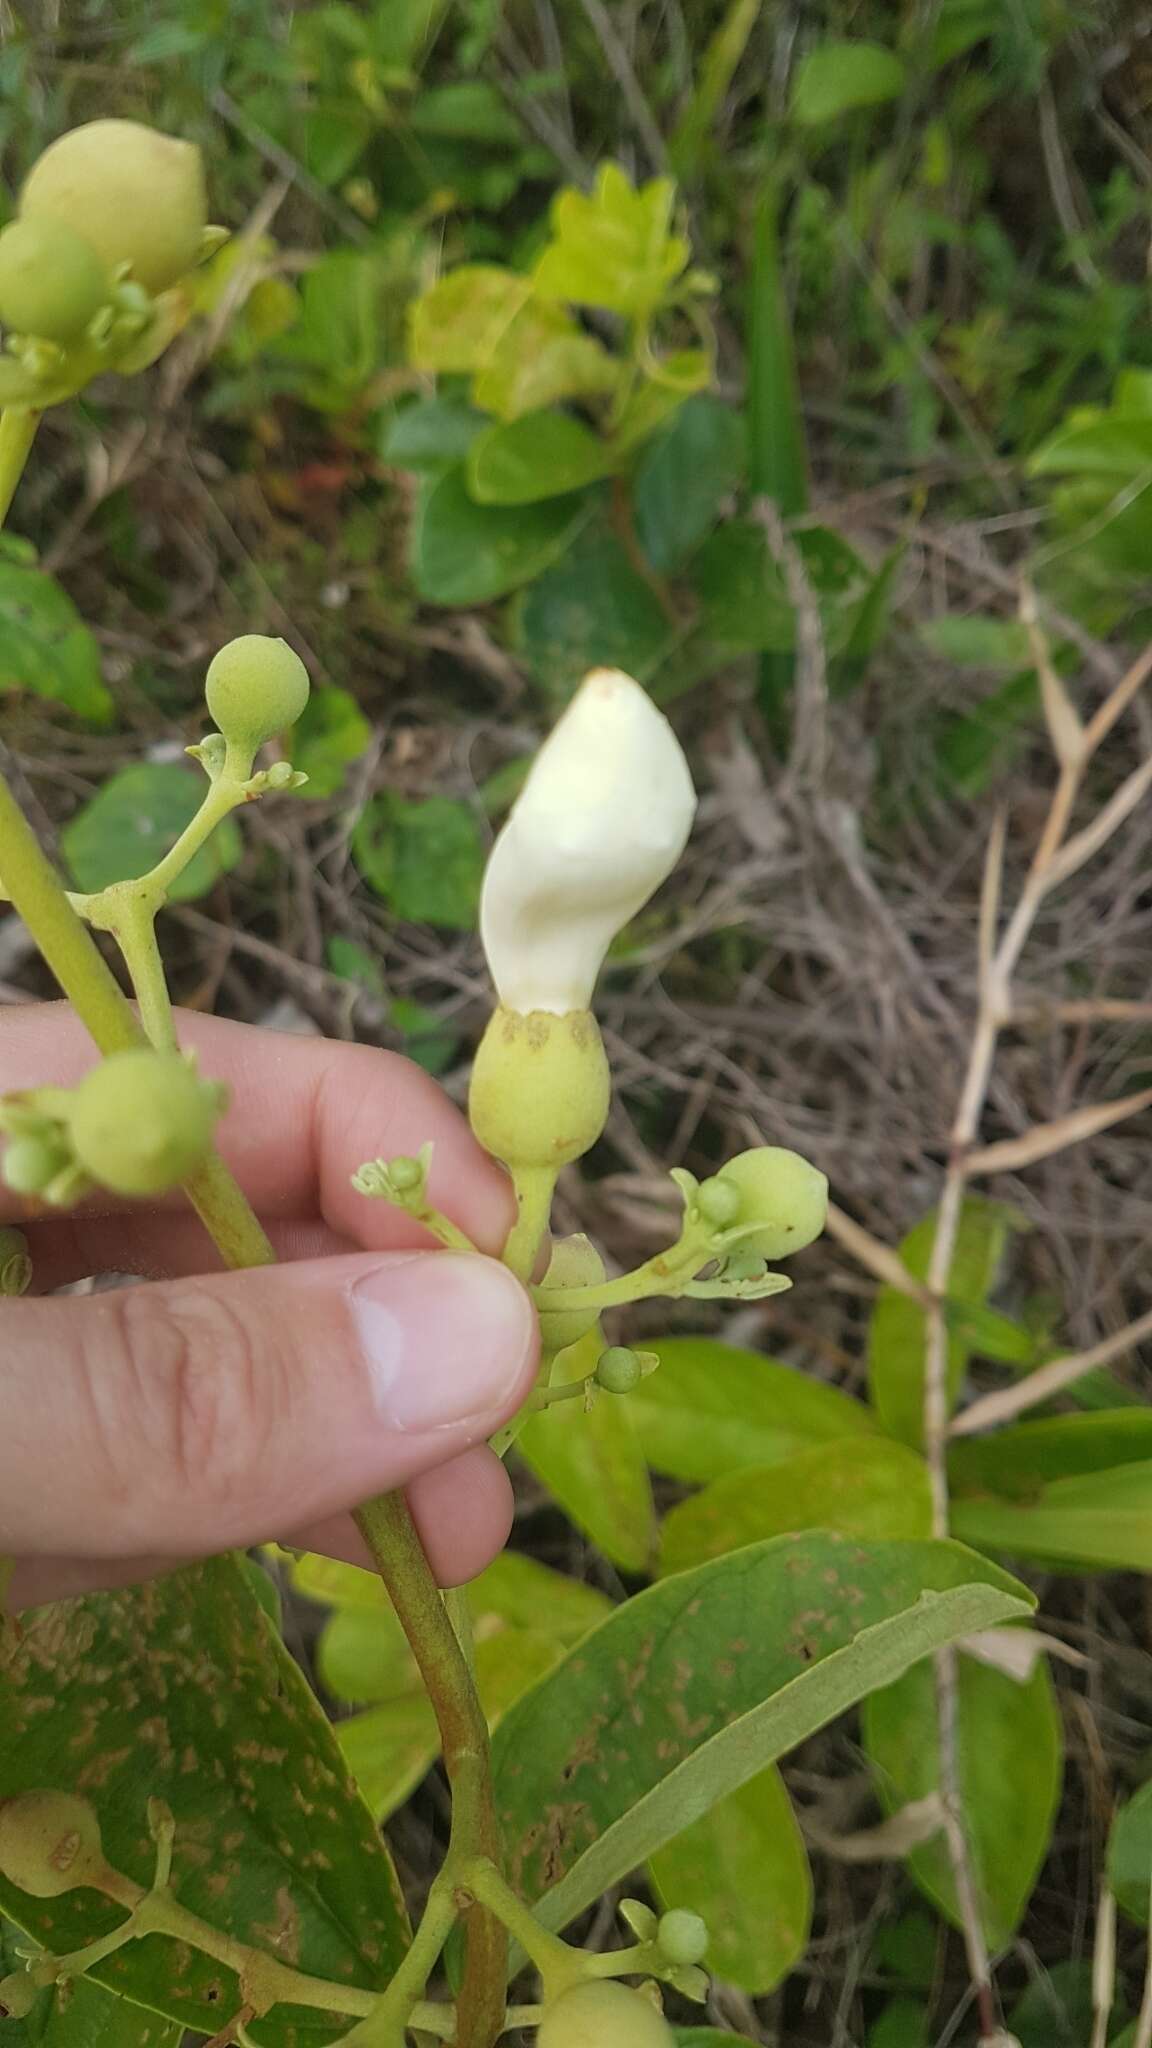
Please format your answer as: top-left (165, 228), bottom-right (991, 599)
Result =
top-left (0, 217), bottom-right (109, 342)
top-left (68, 1050), bottom-right (224, 1198)
top-left (537, 1234), bottom-right (606, 1353)
top-left (596, 1346), bottom-right (642, 1395)
top-left (20, 119), bottom-right (207, 295)
top-left (1, 1135), bottom-right (68, 1197)
top-left (0, 1970), bottom-right (38, 2018)
top-left (713, 1145), bottom-right (828, 1261)
top-left (538, 1982), bottom-right (674, 2048)
top-left (204, 634), bottom-right (311, 756)
top-left (0, 1791), bottom-right (106, 1898)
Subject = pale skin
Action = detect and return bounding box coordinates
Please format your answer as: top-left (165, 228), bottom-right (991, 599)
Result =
top-left (0, 1006), bottom-right (540, 1612)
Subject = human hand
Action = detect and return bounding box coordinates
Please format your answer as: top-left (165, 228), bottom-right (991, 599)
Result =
top-left (0, 1006), bottom-right (539, 1612)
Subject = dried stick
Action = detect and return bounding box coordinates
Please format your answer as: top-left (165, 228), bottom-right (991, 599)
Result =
top-left (919, 624), bottom-right (1152, 2039)
top-left (951, 1302), bottom-right (1152, 1437)
top-left (1090, 1886), bottom-right (1116, 2048)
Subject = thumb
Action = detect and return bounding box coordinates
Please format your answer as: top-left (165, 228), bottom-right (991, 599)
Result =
top-left (1, 1252), bottom-right (537, 1559)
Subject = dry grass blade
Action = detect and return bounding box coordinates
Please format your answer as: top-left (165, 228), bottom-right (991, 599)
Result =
top-left (978, 808), bottom-right (1007, 985)
top-left (964, 1087), bottom-right (1152, 1176)
top-left (804, 1793), bottom-right (945, 1863)
top-left (950, 1302), bottom-right (1152, 1435)
top-left (1083, 637), bottom-right (1152, 754)
top-left (1047, 754), bottom-right (1152, 889)
top-left (1091, 1888), bottom-right (1117, 2048)
top-left (1020, 579), bottom-right (1084, 765)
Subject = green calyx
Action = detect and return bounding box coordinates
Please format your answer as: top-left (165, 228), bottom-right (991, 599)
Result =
top-left (20, 119), bottom-right (208, 295)
top-left (0, 217), bottom-right (110, 343)
top-left (0, 1791), bottom-right (108, 1899)
top-left (204, 634), bottom-right (311, 760)
top-left (537, 1235), bottom-right (607, 1352)
top-left (711, 1145), bottom-right (828, 1261)
top-left (538, 1981), bottom-right (674, 2048)
top-left (67, 1049), bottom-right (226, 1197)
top-left (469, 1006), bottom-right (610, 1170)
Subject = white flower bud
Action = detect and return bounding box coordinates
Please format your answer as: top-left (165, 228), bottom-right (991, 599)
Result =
top-left (480, 669), bottom-right (696, 1016)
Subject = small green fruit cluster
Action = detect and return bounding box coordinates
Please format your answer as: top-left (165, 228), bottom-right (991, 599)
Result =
top-left (68, 1050), bottom-right (226, 1197)
top-left (0, 1790), bottom-right (107, 1899)
top-left (538, 1981), bottom-right (674, 2048)
top-left (204, 635), bottom-right (311, 760)
top-left (702, 1145), bottom-right (828, 1261)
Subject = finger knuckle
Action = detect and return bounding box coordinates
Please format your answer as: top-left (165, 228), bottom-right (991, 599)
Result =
top-left (112, 1284), bottom-right (273, 1512)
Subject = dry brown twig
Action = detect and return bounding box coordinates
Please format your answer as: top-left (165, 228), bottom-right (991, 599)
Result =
top-left (907, 599), bottom-right (1152, 2038)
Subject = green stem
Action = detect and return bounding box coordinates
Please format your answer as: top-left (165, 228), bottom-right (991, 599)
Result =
top-left (532, 1231), bottom-right (712, 1316)
top-left (112, 896), bottom-right (179, 1049)
top-left (355, 1491), bottom-right (507, 2048)
top-left (0, 408), bottom-right (40, 527)
top-left (502, 1165), bottom-right (557, 1282)
top-left (460, 1860), bottom-right (575, 1998)
top-left (143, 765), bottom-right (251, 902)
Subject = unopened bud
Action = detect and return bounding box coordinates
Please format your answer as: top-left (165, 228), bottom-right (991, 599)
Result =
top-left (696, 1176), bottom-right (741, 1229)
top-left (538, 1981), bottom-right (673, 2048)
top-left (20, 120), bottom-right (208, 295)
top-left (656, 1908), bottom-right (708, 1965)
top-left (204, 635), bottom-right (311, 758)
top-left (0, 1970), bottom-right (37, 2018)
top-left (0, 216), bottom-right (110, 342)
top-left (2, 1135), bottom-right (69, 1197)
top-left (387, 1157), bottom-right (425, 1192)
top-left (713, 1146), bottom-right (828, 1261)
top-left (68, 1050), bottom-right (225, 1197)
top-left (0, 1791), bottom-right (106, 1898)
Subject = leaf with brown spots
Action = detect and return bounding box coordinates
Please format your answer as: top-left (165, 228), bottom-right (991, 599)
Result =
top-left (0, 1558), bottom-right (407, 2045)
top-left (1, 1918), bottom-right (182, 2047)
top-left (491, 1531), bottom-right (1031, 1938)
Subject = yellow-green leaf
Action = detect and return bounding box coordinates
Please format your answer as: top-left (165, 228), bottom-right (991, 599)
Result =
top-left (533, 164), bottom-right (690, 320)
top-left (660, 1438), bottom-right (933, 1576)
top-left (651, 1768), bottom-right (811, 1992)
top-left (631, 1336), bottom-right (877, 1484)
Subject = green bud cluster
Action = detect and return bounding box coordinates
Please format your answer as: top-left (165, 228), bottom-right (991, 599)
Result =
top-left (204, 635), bottom-right (311, 759)
top-left (19, 120), bottom-right (208, 298)
top-left (68, 1051), bottom-right (226, 1197)
top-left (710, 1146), bottom-right (828, 1261)
top-left (538, 1981), bottom-right (674, 2048)
top-left (0, 1790), bottom-right (107, 1899)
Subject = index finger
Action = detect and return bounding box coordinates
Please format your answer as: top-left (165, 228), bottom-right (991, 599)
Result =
top-left (0, 1004), bottom-right (514, 1254)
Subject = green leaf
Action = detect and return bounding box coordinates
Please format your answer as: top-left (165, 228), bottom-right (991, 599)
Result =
top-left (325, 936), bottom-right (386, 1000)
top-left (517, 1332), bottom-right (655, 1572)
top-left (533, 163), bottom-right (690, 320)
top-left (611, 352), bottom-right (711, 452)
top-left (867, 1999), bottom-right (930, 2048)
top-left (408, 81), bottom-right (523, 144)
top-left (695, 519), bottom-right (796, 651)
top-left (790, 41), bottom-right (908, 126)
top-left (407, 265), bottom-right (531, 375)
top-left (513, 524), bottom-right (673, 702)
top-left (660, 1439), bottom-right (933, 1576)
top-left (412, 465), bottom-right (591, 604)
top-left (467, 412), bottom-right (617, 506)
top-left (919, 615), bottom-right (1033, 667)
top-left (670, 0), bottom-right (761, 178)
top-left (1029, 415), bottom-right (1152, 480)
top-left (630, 1336), bottom-right (878, 1485)
top-left (0, 563), bottom-right (113, 726)
top-left (634, 396), bottom-right (746, 573)
top-left (293, 685), bottom-right (371, 798)
top-left (389, 998), bottom-right (459, 1076)
top-left (1109, 1778), bottom-right (1152, 1923)
top-left (492, 1532), bottom-right (1032, 1936)
top-left (1008, 1960), bottom-right (1102, 2048)
top-left (952, 1459), bottom-right (1152, 1571)
top-left (747, 178), bottom-right (808, 517)
top-left (650, 1768), bottom-right (811, 1993)
top-left (862, 1651), bottom-right (1062, 1947)
top-left (269, 249), bottom-right (401, 411)
top-left (1, 1923), bottom-right (182, 2046)
top-left (0, 1558), bottom-right (407, 2042)
top-left (867, 1196), bottom-right (1017, 1449)
top-left (473, 300), bottom-right (620, 423)
top-left (950, 1410), bottom-right (1152, 1499)
top-left (352, 792), bottom-right (485, 928)
top-left (934, 671), bottom-right (1040, 797)
top-left (379, 397), bottom-right (487, 471)
top-left (62, 764), bottom-right (242, 902)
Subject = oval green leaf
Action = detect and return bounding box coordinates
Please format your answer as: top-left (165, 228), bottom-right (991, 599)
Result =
top-left (953, 1459), bottom-right (1152, 1571)
top-left (862, 1649), bottom-right (1062, 1947)
top-left (631, 1337), bottom-right (877, 1484)
top-left (0, 563), bottom-right (113, 727)
top-left (790, 41), bottom-right (907, 126)
top-left (1109, 1778), bottom-right (1152, 1924)
top-left (650, 1767), bottom-right (811, 1993)
top-left (467, 412), bottom-right (618, 506)
top-left (517, 1335), bottom-right (655, 1572)
top-left (660, 1438), bottom-right (933, 1576)
top-left (491, 1532), bottom-right (1032, 1936)
top-left (412, 466), bottom-right (592, 604)
top-left (62, 764), bottom-right (242, 903)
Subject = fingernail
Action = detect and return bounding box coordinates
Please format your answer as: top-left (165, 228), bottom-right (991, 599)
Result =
top-left (349, 1253), bottom-right (536, 1434)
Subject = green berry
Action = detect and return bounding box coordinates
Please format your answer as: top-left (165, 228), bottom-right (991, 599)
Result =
top-left (0, 1791), bottom-right (106, 1898)
top-left (657, 1908), bottom-right (709, 1966)
top-left (538, 1234), bottom-right (607, 1353)
top-left (597, 1345), bottom-right (642, 1394)
top-left (2, 1135), bottom-right (68, 1197)
top-left (0, 1970), bottom-right (38, 2018)
top-left (713, 1146), bottom-right (828, 1261)
top-left (204, 635), bottom-right (311, 756)
top-left (0, 217), bottom-right (110, 342)
top-left (20, 119), bottom-right (207, 295)
top-left (68, 1051), bottom-right (224, 1198)
top-left (538, 1981), bottom-right (674, 2048)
